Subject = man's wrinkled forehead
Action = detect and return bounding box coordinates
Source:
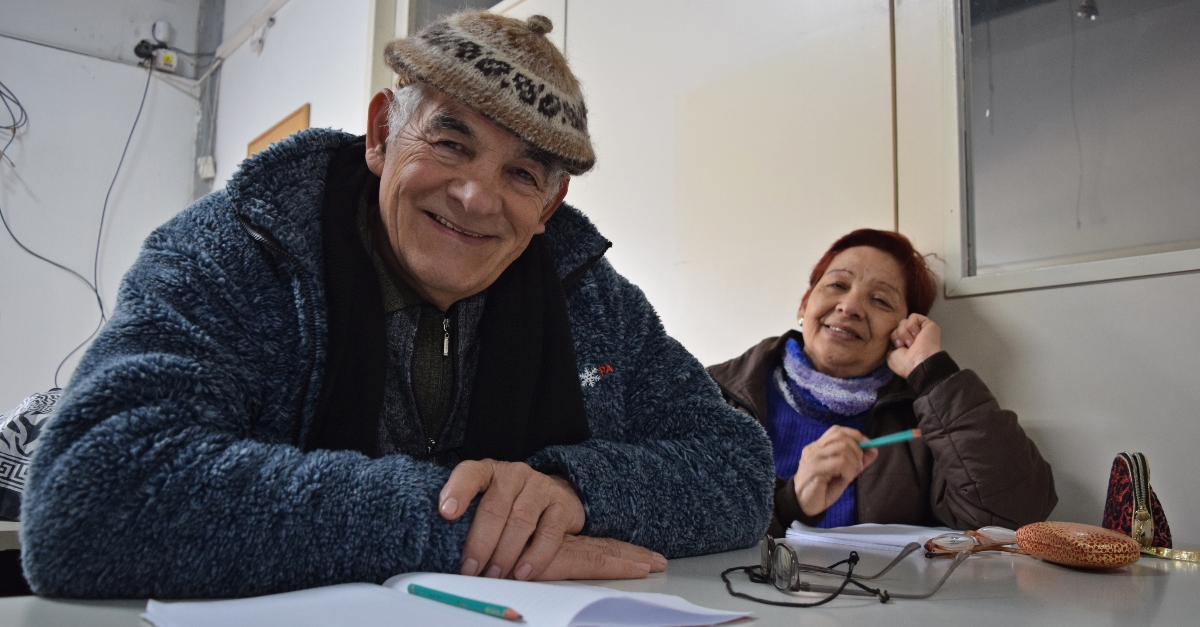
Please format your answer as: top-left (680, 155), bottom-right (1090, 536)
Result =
top-left (419, 101), bottom-right (556, 170)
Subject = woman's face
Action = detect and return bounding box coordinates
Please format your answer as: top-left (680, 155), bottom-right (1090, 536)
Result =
top-left (799, 246), bottom-right (909, 378)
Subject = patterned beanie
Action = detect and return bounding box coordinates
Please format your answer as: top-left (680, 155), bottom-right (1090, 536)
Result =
top-left (384, 12), bottom-right (595, 175)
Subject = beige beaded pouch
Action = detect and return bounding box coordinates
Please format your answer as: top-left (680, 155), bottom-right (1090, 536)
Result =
top-left (1015, 522), bottom-right (1141, 569)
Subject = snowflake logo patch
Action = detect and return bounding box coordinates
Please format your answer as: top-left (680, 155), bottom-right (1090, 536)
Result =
top-left (579, 364), bottom-right (614, 388)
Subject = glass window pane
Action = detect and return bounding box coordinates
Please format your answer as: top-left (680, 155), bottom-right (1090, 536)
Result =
top-left (965, 0), bottom-right (1200, 275)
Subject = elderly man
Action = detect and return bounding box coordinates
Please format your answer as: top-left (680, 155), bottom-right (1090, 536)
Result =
top-left (21, 12), bottom-right (773, 598)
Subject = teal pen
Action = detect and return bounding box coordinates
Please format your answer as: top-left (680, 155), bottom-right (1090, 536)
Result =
top-left (407, 583), bottom-right (523, 621)
top-left (858, 428), bottom-right (922, 449)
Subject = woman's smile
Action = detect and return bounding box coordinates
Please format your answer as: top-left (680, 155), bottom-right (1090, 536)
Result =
top-left (820, 322), bottom-right (863, 341)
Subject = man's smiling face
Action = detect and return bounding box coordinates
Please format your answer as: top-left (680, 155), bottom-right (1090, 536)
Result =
top-left (366, 86), bottom-right (569, 311)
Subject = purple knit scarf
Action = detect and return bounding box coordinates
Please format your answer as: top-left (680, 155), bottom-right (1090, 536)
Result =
top-left (777, 338), bottom-right (893, 421)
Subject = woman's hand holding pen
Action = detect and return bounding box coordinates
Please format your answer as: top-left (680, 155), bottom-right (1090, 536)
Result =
top-left (794, 426), bottom-right (878, 517)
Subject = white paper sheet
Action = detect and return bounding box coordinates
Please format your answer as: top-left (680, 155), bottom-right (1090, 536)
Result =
top-left (144, 584), bottom-right (485, 627)
top-left (786, 522), bottom-right (954, 551)
top-left (143, 573), bottom-right (749, 627)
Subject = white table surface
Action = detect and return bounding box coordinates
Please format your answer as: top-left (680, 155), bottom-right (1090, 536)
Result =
top-left (0, 541), bottom-right (1195, 626)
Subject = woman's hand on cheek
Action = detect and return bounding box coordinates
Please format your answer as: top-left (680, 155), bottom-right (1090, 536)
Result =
top-left (887, 313), bottom-right (942, 379)
top-left (794, 426), bottom-right (879, 517)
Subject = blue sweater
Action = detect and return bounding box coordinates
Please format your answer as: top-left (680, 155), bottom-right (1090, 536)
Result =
top-left (21, 129), bottom-right (774, 598)
top-left (766, 378), bottom-right (866, 528)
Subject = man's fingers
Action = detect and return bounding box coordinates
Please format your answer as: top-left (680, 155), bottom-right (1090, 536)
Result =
top-left (547, 552), bottom-right (650, 581)
top-left (480, 484), bottom-right (550, 579)
top-left (511, 502), bottom-right (573, 581)
top-left (458, 467), bottom-right (526, 576)
top-left (439, 460), bottom-right (495, 520)
top-left (453, 464), bottom-right (588, 579)
top-left (535, 536), bottom-right (665, 581)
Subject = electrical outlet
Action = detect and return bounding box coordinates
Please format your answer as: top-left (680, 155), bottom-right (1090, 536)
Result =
top-left (197, 156), bottom-right (216, 180)
top-left (154, 50), bottom-right (178, 73)
top-left (152, 21), bottom-right (173, 45)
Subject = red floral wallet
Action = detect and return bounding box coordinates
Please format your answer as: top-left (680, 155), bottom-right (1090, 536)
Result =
top-left (1101, 452), bottom-right (1172, 548)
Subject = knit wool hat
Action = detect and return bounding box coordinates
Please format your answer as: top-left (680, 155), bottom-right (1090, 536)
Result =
top-left (384, 12), bottom-right (595, 175)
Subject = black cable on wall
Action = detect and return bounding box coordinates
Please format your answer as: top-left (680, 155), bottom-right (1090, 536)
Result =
top-left (0, 61), bottom-right (155, 388)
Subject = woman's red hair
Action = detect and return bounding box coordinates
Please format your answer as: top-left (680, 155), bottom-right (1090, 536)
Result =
top-left (807, 229), bottom-right (937, 316)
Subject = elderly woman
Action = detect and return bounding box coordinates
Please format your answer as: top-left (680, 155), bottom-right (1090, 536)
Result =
top-left (708, 229), bottom-right (1056, 536)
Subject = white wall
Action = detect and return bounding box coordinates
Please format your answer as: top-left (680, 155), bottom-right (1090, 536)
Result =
top-left (565, 0), bottom-right (896, 364)
top-left (212, 0), bottom-right (374, 187)
top-left (0, 37), bottom-right (200, 411)
top-left (223, 0), bottom-right (274, 41)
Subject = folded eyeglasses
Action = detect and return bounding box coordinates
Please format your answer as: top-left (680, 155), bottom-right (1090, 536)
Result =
top-left (923, 526), bottom-right (1026, 558)
top-left (721, 535), bottom-right (971, 607)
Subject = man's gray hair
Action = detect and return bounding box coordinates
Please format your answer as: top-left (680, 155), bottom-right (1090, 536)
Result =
top-left (386, 83), bottom-right (568, 203)
top-left (386, 82), bottom-right (435, 144)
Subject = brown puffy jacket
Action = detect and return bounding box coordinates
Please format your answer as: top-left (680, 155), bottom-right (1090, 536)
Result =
top-left (707, 331), bottom-right (1057, 536)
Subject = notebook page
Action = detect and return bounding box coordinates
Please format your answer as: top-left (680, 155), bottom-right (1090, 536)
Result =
top-left (384, 573), bottom-right (748, 627)
top-left (571, 592), bottom-right (751, 627)
top-left (144, 583), bottom-right (498, 627)
top-left (385, 572), bottom-right (608, 625)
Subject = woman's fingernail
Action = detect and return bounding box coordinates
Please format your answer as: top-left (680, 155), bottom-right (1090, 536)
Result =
top-left (461, 558), bottom-right (479, 576)
top-left (515, 563), bottom-right (533, 580)
top-left (485, 565), bottom-right (502, 578)
top-left (440, 497), bottom-right (458, 516)
top-left (652, 552), bottom-right (667, 566)
top-left (636, 562), bottom-right (652, 573)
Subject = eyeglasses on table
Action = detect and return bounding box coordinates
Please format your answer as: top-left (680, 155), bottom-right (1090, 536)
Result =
top-left (924, 526), bottom-right (1026, 558)
top-left (721, 534), bottom-right (970, 607)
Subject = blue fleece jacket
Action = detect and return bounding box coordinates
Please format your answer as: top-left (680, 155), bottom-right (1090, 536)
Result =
top-left (21, 129), bottom-right (774, 599)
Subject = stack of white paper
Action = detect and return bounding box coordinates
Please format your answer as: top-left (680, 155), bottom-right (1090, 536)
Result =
top-left (786, 522), bottom-right (953, 551)
top-left (143, 572), bottom-right (749, 627)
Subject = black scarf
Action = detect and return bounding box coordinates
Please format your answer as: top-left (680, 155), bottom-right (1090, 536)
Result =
top-left (304, 139), bottom-right (591, 462)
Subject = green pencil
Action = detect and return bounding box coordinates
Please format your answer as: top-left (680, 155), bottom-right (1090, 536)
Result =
top-left (407, 583), bottom-right (523, 621)
top-left (858, 428), bottom-right (922, 449)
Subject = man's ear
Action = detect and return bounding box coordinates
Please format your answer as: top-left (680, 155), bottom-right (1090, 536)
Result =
top-left (536, 176), bottom-right (571, 229)
top-left (365, 89), bottom-right (394, 176)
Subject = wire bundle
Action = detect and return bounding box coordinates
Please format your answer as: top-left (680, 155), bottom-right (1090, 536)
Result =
top-left (0, 79), bottom-right (27, 165)
top-left (0, 65), bottom-right (154, 387)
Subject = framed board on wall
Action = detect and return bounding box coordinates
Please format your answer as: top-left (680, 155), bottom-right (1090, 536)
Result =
top-left (247, 103), bottom-right (310, 158)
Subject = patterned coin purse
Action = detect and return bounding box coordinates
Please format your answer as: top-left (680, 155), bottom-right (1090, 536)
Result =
top-left (1101, 452), bottom-right (1172, 549)
top-left (1015, 522), bottom-right (1140, 569)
